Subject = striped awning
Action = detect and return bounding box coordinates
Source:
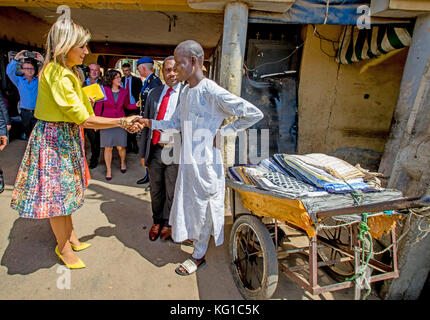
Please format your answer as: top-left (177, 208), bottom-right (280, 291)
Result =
top-left (336, 24), bottom-right (414, 64)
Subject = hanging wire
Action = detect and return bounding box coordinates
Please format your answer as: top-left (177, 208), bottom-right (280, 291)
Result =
top-left (323, 0), bottom-right (330, 25)
top-left (312, 24), bottom-right (339, 58)
top-left (243, 42), bottom-right (305, 73)
top-left (243, 24), bottom-right (340, 78)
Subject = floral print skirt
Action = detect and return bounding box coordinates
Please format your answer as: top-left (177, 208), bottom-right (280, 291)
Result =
top-left (10, 120), bottom-right (89, 219)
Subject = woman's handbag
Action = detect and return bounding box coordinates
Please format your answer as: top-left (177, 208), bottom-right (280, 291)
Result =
top-left (82, 83), bottom-right (106, 102)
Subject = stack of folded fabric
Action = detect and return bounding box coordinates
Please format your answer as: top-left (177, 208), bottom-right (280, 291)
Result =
top-left (271, 153), bottom-right (374, 194)
top-left (258, 158), bottom-right (289, 176)
top-left (290, 153), bottom-right (365, 180)
top-left (228, 153), bottom-right (377, 196)
top-left (228, 165), bottom-right (258, 184)
top-left (228, 165), bottom-right (322, 197)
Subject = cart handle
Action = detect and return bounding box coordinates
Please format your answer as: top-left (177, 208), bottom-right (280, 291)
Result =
top-left (316, 196), bottom-right (430, 220)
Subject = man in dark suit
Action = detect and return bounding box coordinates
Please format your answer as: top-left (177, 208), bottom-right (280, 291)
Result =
top-left (121, 62), bottom-right (142, 154)
top-left (136, 56), bottom-right (163, 185)
top-left (140, 56), bottom-right (182, 241)
top-left (83, 63), bottom-right (103, 169)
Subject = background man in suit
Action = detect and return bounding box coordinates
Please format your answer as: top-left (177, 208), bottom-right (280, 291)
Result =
top-left (121, 62), bottom-right (142, 154)
top-left (136, 56), bottom-right (162, 185)
top-left (82, 63), bottom-right (102, 169)
top-left (140, 56), bottom-right (182, 241)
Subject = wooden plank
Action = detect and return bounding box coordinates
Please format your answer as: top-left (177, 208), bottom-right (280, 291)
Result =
top-left (316, 196), bottom-right (428, 220)
top-left (0, 0), bottom-right (221, 13)
top-left (371, 0), bottom-right (430, 18)
top-left (89, 42), bottom-right (214, 60)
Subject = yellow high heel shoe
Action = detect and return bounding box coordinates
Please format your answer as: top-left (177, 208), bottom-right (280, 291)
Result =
top-left (55, 246), bottom-right (86, 269)
top-left (70, 242), bottom-right (92, 252)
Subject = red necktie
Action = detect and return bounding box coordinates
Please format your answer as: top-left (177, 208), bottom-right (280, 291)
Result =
top-left (126, 78), bottom-right (130, 92)
top-left (152, 87), bottom-right (173, 145)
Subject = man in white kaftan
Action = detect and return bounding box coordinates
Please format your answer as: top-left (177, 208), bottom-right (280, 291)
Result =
top-left (134, 40), bottom-right (263, 274)
top-left (153, 78), bottom-right (263, 253)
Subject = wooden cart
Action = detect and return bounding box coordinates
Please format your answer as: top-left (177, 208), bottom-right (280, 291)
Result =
top-left (226, 179), bottom-right (429, 300)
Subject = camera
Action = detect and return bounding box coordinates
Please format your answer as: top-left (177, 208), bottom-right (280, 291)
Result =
top-left (24, 51), bottom-right (37, 59)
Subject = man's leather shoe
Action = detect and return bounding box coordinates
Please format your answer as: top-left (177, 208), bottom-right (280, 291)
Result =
top-left (149, 224), bottom-right (161, 241)
top-left (136, 176), bottom-right (149, 185)
top-left (160, 226), bottom-right (172, 241)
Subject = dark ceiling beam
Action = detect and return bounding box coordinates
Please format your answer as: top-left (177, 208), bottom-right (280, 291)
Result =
top-left (88, 42), bottom-right (214, 60)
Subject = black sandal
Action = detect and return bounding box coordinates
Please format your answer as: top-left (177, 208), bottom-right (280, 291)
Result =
top-left (175, 257), bottom-right (206, 276)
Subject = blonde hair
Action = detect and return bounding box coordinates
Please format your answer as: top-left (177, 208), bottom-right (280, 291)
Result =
top-left (41, 18), bottom-right (91, 82)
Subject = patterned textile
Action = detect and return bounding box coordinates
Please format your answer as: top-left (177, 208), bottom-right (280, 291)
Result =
top-left (10, 120), bottom-right (87, 219)
top-left (228, 166), bottom-right (245, 183)
top-left (228, 165), bottom-right (323, 198)
top-left (274, 154), bottom-right (374, 194)
top-left (288, 153), bottom-right (364, 180)
top-left (263, 171), bottom-right (318, 194)
top-left (230, 152), bottom-right (376, 195)
top-left (259, 158), bottom-right (289, 176)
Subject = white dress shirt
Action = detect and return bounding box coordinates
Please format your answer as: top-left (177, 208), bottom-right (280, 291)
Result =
top-left (153, 82), bottom-right (181, 144)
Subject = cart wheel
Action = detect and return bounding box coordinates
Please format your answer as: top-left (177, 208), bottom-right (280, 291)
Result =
top-left (229, 215), bottom-right (278, 300)
top-left (318, 225), bottom-right (356, 282)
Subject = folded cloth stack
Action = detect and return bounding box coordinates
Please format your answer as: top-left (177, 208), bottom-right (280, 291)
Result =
top-left (258, 158), bottom-right (289, 176)
top-left (271, 153), bottom-right (375, 194)
top-left (289, 153), bottom-right (365, 180)
top-left (228, 165), bottom-right (323, 198)
top-left (229, 153), bottom-right (377, 195)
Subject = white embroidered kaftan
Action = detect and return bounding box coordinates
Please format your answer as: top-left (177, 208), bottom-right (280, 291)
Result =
top-left (152, 78), bottom-right (264, 246)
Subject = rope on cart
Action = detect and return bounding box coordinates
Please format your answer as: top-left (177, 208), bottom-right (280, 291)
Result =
top-left (409, 207), bottom-right (430, 242)
top-left (344, 187), bottom-right (374, 299)
top-left (316, 220), bottom-right (356, 230)
top-left (371, 206), bottom-right (430, 255)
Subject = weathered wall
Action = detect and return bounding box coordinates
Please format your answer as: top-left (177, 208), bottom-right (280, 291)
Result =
top-left (297, 24), bottom-right (408, 171)
top-left (0, 8), bottom-right (50, 48)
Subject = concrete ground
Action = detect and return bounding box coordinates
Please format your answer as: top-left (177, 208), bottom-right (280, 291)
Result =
top-left (0, 138), bottom-right (380, 300)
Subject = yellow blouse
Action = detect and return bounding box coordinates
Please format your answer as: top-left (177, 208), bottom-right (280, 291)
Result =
top-left (34, 62), bottom-right (94, 124)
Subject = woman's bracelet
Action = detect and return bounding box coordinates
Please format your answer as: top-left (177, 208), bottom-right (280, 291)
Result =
top-left (120, 118), bottom-right (128, 129)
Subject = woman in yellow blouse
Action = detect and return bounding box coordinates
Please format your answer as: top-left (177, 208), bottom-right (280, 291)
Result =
top-left (10, 18), bottom-right (140, 269)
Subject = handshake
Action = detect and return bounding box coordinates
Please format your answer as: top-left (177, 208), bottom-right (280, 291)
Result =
top-left (121, 116), bottom-right (152, 133)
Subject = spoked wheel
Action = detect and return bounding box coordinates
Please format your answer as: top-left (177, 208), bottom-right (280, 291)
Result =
top-left (317, 223), bottom-right (356, 282)
top-left (229, 215), bottom-right (278, 300)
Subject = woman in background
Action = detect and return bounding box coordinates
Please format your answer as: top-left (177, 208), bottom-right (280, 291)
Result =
top-left (95, 69), bottom-right (129, 180)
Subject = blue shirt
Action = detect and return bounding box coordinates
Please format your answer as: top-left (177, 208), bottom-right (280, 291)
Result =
top-left (85, 77), bottom-right (101, 87)
top-left (6, 59), bottom-right (38, 110)
top-left (123, 76), bottom-right (136, 104)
